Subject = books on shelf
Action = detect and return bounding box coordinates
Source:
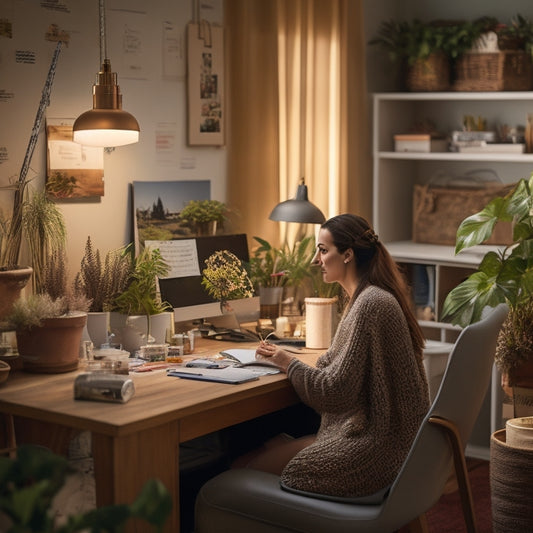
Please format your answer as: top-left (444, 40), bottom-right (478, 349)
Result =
top-left (451, 141), bottom-right (525, 153)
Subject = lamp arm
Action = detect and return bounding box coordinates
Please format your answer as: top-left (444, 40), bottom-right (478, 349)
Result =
top-left (7, 40), bottom-right (63, 266)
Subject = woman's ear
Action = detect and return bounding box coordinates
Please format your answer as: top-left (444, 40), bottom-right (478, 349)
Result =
top-left (343, 249), bottom-right (354, 264)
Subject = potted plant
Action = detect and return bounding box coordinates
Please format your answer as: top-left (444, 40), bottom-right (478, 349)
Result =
top-left (0, 444), bottom-right (171, 532)
top-left (73, 236), bottom-right (131, 348)
top-left (201, 249), bottom-right (254, 313)
top-left (369, 17), bottom-right (497, 91)
top-left (7, 291), bottom-right (89, 374)
top-left (0, 43), bottom-right (67, 321)
top-left (0, 191), bottom-right (66, 322)
top-left (248, 236), bottom-right (315, 318)
top-left (369, 19), bottom-right (453, 91)
top-left (179, 199), bottom-right (228, 236)
top-left (441, 175), bottom-right (533, 400)
top-left (109, 245), bottom-right (173, 354)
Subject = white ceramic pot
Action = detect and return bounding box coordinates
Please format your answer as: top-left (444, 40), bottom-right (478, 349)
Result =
top-left (85, 311), bottom-right (110, 349)
top-left (304, 297), bottom-right (338, 349)
top-left (506, 417), bottom-right (533, 449)
top-left (110, 311), bottom-right (174, 355)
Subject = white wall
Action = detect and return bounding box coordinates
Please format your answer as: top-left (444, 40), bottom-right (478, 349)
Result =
top-left (0, 0), bottom-right (224, 277)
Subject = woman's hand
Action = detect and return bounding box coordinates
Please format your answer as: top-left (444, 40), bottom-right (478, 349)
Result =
top-left (256, 341), bottom-right (294, 373)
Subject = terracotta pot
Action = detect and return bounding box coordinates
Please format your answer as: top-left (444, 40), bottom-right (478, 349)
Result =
top-left (17, 313), bottom-right (87, 373)
top-left (0, 266), bottom-right (32, 321)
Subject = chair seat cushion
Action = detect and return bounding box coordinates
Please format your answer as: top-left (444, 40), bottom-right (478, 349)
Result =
top-left (280, 480), bottom-right (390, 505)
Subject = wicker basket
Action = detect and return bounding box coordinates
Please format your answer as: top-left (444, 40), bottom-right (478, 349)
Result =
top-left (502, 51), bottom-right (533, 91)
top-left (452, 52), bottom-right (505, 91)
top-left (490, 429), bottom-right (533, 533)
top-left (406, 53), bottom-right (450, 92)
top-left (412, 183), bottom-right (514, 245)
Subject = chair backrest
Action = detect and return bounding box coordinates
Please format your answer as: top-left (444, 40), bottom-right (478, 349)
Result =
top-left (380, 304), bottom-right (508, 521)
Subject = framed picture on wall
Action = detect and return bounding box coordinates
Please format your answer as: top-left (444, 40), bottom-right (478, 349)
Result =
top-left (187, 21), bottom-right (224, 146)
top-left (46, 120), bottom-right (104, 199)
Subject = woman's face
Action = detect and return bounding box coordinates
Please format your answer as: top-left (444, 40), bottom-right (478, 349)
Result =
top-left (312, 228), bottom-right (350, 284)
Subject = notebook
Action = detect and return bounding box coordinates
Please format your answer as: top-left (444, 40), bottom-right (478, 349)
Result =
top-left (167, 366), bottom-right (260, 384)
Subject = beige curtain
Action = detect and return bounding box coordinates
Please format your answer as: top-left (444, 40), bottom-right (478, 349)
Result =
top-left (224, 0), bottom-right (371, 248)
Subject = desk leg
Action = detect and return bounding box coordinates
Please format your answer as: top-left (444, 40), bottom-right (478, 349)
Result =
top-left (92, 422), bottom-right (180, 533)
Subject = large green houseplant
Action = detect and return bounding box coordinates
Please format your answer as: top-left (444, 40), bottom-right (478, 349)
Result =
top-left (441, 175), bottom-right (533, 392)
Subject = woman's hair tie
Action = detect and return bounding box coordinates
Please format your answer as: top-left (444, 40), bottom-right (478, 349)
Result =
top-left (362, 228), bottom-right (379, 245)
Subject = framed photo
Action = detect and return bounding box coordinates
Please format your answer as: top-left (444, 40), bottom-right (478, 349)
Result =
top-left (187, 21), bottom-right (224, 146)
top-left (46, 120), bottom-right (104, 199)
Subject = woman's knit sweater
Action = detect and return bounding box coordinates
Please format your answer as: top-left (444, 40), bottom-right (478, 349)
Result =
top-left (281, 285), bottom-right (430, 498)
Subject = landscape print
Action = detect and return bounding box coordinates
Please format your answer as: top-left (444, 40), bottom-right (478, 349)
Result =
top-left (133, 179), bottom-right (210, 246)
top-left (46, 123), bottom-right (104, 198)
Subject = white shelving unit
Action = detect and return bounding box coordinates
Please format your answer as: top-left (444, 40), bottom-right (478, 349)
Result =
top-left (372, 91), bottom-right (533, 319)
top-left (372, 91), bottom-right (533, 456)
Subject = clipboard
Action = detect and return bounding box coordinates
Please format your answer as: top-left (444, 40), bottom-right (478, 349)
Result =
top-left (167, 366), bottom-right (259, 384)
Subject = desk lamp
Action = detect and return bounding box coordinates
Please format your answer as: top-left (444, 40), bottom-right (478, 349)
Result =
top-left (73, 0), bottom-right (140, 147)
top-left (268, 178), bottom-right (325, 224)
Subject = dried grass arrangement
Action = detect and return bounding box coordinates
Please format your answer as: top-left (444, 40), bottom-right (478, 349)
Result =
top-left (74, 237), bottom-right (131, 313)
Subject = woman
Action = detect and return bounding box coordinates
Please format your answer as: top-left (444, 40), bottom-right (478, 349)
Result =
top-left (250, 213), bottom-right (430, 499)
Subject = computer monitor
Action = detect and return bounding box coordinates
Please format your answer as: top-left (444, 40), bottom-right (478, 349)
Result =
top-left (153, 234), bottom-right (257, 325)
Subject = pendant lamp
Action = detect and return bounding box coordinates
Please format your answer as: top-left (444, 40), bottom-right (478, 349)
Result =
top-left (73, 0), bottom-right (139, 147)
top-left (268, 178), bottom-right (325, 224)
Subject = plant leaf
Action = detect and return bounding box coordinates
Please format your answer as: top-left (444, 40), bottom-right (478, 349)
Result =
top-left (455, 196), bottom-right (510, 254)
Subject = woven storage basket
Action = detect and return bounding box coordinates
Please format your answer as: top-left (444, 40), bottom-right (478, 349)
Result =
top-left (452, 52), bottom-right (504, 91)
top-left (490, 429), bottom-right (533, 533)
top-left (412, 183), bottom-right (514, 245)
top-left (502, 51), bottom-right (533, 91)
top-left (406, 53), bottom-right (450, 92)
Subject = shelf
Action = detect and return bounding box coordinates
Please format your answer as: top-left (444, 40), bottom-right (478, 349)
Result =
top-left (385, 240), bottom-right (501, 267)
top-left (374, 91), bottom-right (533, 101)
top-left (377, 151), bottom-right (533, 163)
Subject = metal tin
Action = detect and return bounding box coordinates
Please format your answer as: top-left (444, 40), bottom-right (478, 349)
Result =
top-left (74, 373), bottom-right (135, 403)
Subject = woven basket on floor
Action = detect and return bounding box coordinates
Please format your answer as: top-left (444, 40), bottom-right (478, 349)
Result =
top-left (406, 53), bottom-right (450, 92)
top-left (452, 52), bottom-right (505, 91)
top-left (490, 429), bottom-right (533, 533)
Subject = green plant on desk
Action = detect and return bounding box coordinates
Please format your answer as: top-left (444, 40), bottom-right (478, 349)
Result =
top-left (0, 444), bottom-right (172, 532)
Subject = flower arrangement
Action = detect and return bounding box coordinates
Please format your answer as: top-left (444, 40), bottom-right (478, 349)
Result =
top-left (201, 250), bottom-right (254, 309)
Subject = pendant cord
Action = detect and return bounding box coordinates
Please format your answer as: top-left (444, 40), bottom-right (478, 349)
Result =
top-left (99, 0), bottom-right (107, 64)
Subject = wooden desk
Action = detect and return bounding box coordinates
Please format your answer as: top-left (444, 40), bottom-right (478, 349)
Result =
top-left (0, 339), bottom-right (318, 532)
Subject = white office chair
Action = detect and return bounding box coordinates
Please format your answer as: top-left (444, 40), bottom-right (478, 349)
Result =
top-left (195, 304), bottom-right (508, 533)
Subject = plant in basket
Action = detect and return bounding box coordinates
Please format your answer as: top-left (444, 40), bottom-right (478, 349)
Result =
top-left (369, 19), bottom-right (452, 91)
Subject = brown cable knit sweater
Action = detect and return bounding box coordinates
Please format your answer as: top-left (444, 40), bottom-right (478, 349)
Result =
top-left (281, 285), bottom-right (430, 498)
